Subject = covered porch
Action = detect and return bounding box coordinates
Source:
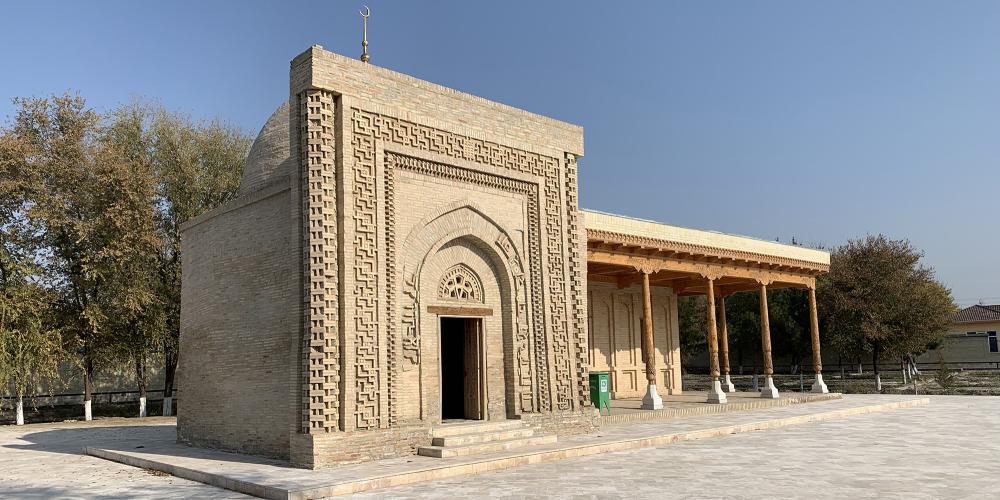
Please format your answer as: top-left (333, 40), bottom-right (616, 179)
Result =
top-left (584, 211), bottom-right (831, 407)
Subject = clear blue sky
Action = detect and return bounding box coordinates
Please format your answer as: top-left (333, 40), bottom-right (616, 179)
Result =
top-left (2, 1), bottom-right (998, 305)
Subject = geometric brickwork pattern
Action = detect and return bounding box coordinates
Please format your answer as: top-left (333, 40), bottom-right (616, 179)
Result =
top-left (387, 152), bottom-right (539, 415)
top-left (299, 89), bottom-right (341, 433)
top-left (351, 114), bottom-right (382, 431)
top-left (348, 108), bottom-right (585, 429)
top-left (564, 154), bottom-right (592, 408)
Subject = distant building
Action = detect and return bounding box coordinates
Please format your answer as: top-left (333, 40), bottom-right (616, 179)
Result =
top-left (917, 305), bottom-right (1000, 368)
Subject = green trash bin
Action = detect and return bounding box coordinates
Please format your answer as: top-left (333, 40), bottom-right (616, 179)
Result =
top-left (589, 371), bottom-right (611, 415)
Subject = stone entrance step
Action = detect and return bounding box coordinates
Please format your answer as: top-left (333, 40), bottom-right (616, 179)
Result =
top-left (419, 420), bottom-right (558, 458)
top-left (430, 420), bottom-right (525, 438)
top-left (432, 427), bottom-right (536, 447)
top-left (418, 434), bottom-right (558, 458)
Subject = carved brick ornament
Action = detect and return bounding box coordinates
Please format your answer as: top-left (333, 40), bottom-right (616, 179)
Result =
top-left (438, 265), bottom-right (484, 302)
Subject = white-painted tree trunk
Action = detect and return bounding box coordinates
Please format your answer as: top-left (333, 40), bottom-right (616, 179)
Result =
top-left (84, 399), bottom-right (92, 421)
top-left (875, 373), bottom-right (882, 392)
top-left (16, 397), bottom-right (25, 426)
top-left (138, 396), bottom-right (147, 418)
top-left (162, 396), bottom-right (173, 417)
top-left (857, 363), bottom-right (863, 375)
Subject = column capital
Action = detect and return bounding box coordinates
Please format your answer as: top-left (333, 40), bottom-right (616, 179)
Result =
top-left (632, 261), bottom-right (660, 275)
top-left (700, 271), bottom-right (723, 281)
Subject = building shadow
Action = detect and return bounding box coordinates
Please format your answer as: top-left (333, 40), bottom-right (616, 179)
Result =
top-left (6, 423), bottom-right (295, 469)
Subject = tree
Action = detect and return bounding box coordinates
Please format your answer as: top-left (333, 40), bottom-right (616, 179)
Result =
top-left (678, 296), bottom-right (706, 369)
top-left (764, 288), bottom-right (811, 374)
top-left (2, 93), bottom-right (163, 420)
top-left (0, 280), bottom-right (62, 425)
top-left (724, 291), bottom-right (762, 374)
top-left (0, 129), bottom-right (63, 425)
top-left (818, 235), bottom-right (955, 391)
top-left (98, 102), bottom-right (165, 418)
top-left (1, 93), bottom-right (248, 420)
top-left (147, 109), bottom-right (248, 415)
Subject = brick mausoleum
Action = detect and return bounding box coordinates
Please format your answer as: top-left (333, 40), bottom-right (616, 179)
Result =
top-left (177, 46), bottom-right (831, 468)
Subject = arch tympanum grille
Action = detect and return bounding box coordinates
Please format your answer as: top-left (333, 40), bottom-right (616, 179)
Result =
top-left (438, 264), bottom-right (484, 302)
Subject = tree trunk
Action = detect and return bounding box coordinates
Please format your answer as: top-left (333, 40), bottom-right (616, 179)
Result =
top-left (857, 362), bottom-right (863, 375)
top-left (737, 346), bottom-right (744, 375)
top-left (752, 349), bottom-right (761, 390)
top-left (136, 355), bottom-right (147, 418)
top-left (872, 348), bottom-right (882, 392)
top-left (901, 359), bottom-right (908, 384)
top-left (162, 345), bottom-right (178, 416)
top-left (84, 356), bottom-right (94, 421)
top-left (16, 397), bottom-right (25, 426)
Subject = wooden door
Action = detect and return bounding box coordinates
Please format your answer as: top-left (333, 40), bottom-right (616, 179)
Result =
top-left (463, 319), bottom-right (483, 419)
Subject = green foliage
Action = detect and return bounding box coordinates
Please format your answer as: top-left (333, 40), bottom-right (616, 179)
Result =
top-left (818, 234), bottom-right (955, 371)
top-left (0, 280), bottom-right (63, 401)
top-left (678, 295), bottom-right (707, 361)
top-left (0, 142), bottom-right (64, 399)
top-left (935, 359), bottom-right (957, 389)
top-left (0, 92), bottom-right (249, 406)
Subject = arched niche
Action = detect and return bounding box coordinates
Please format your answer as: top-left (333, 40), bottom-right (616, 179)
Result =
top-left (394, 203), bottom-right (534, 423)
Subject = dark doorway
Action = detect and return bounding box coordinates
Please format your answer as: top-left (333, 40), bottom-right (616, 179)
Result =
top-left (440, 317), bottom-right (483, 421)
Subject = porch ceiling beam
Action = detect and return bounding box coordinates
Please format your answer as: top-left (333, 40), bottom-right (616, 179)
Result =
top-left (586, 249), bottom-right (817, 289)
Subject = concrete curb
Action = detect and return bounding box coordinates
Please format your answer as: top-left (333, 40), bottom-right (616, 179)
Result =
top-left (86, 397), bottom-right (929, 499)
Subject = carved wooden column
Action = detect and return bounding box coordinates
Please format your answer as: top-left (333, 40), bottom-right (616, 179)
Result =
top-left (639, 270), bottom-right (663, 410)
top-left (759, 283), bottom-right (779, 398)
top-left (718, 295), bottom-right (736, 393)
top-left (705, 277), bottom-right (727, 403)
top-left (808, 286), bottom-right (829, 393)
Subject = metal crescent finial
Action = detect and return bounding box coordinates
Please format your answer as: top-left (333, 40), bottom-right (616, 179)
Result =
top-left (360, 5), bottom-right (371, 63)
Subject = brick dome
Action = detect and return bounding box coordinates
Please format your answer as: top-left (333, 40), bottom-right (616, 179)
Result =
top-left (239, 100), bottom-right (294, 195)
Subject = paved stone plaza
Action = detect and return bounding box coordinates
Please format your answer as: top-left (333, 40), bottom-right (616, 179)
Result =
top-left (0, 417), bottom-right (243, 499)
top-left (354, 395), bottom-right (1000, 499)
top-left (2, 395), bottom-right (998, 498)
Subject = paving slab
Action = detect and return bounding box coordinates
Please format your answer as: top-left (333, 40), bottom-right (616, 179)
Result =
top-left (0, 416), bottom-right (247, 499)
top-left (354, 395), bottom-right (1000, 500)
top-left (83, 394), bottom-right (927, 499)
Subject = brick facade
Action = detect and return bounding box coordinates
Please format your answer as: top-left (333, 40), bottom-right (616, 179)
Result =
top-left (177, 181), bottom-right (297, 459)
top-left (178, 46), bottom-right (592, 468)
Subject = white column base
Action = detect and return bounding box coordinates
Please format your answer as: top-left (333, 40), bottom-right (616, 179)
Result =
top-left (16, 398), bottom-right (25, 426)
top-left (760, 376), bottom-right (780, 399)
top-left (707, 379), bottom-right (728, 404)
top-left (138, 396), bottom-right (147, 418)
top-left (162, 396), bottom-right (173, 416)
top-left (811, 373), bottom-right (829, 394)
top-left (640, 383), bottom-right (663, 410)
top-left (723, 374), bottom-right (736, 393)
top-left (84, 400), bottom-right (93, 421)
